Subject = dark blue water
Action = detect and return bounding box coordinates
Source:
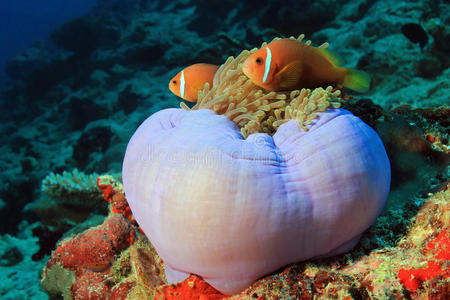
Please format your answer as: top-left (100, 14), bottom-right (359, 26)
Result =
top-left (0, 0), bottom-right (98, 86)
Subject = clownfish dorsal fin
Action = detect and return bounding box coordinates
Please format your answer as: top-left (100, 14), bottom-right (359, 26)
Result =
top-left (316, 48), bottom-right (345, 66)
top-left (276, 60), bottom-right (302, 89)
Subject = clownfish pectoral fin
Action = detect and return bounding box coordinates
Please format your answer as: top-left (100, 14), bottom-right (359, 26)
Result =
top-left (276, 61), bottom-right (303, 89)
top-left (317, 48), bottom-right (345, 66)
top-left (343, 68), bottom-right (371, 93)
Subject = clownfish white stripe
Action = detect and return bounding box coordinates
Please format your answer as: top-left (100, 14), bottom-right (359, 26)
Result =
top-left (180, 70), bottom-right (186, 98)
top-left (263, 46), bottom-right (272, 83)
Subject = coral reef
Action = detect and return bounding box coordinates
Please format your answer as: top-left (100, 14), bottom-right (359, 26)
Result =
top-left (41, 194), bottom-right (136, 299)
top-left (31, 169), bottom-right (106, 225)
top-left (39, 43), bottom-right (448, 295)
top-left (29, 169), bottom-right (108, 261)
top-left (97, 175), bottom-right (135, 225)
top-left (41, 175), bottom-right (449, 299)
top-left (0, 223), bottom-right (49, 299)
top-left (41, 170), bottom-right (101, 203)
top-left (0, 0), bottom-right (448, 298)
top-left (41, 175), bottom-right (140, 299)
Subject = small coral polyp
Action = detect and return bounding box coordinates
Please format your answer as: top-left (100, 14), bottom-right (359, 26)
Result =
top-left (122, 37), bottom-right (391, 294)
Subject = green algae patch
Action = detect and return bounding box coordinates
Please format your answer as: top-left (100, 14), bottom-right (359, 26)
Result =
top-left (41, 262), bottom-right (76, 300)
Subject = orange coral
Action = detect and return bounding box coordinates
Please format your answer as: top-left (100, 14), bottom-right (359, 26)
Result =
top-left (42, 214), bottom-right (136, 299)
top-left (398, 230), bottom-right (450, 292)
top-left (97, 177), bottom-right (136, 226)
top-left (155, 275), bottom-right (228, 300)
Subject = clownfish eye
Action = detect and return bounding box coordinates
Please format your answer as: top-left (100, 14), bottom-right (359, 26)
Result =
top-left (255, 57), bottom-right (263, 64)
top-left (172, 80), bottom-right (177, 84)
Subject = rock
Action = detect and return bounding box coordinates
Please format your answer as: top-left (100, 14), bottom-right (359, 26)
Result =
top-left (73, 126), bottom-right (114, 168)
top-left (117, 85), bottom-right (142, 114)
top-left (0, 245), bottom-right (24, 266)
top-left (42, 213), bottom-right (136, 299)
top-left (415, 53), bottom-right (443, 78)
top-left (51, 16), bottom-right (120, 58)
top-left (66, 96), bottom-right (107, 130)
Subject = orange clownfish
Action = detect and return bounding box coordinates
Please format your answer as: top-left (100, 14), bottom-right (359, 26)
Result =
top-left (168, 63), bottom-right (219, 102)
top-left (242, 38), bottom-right (370, 93)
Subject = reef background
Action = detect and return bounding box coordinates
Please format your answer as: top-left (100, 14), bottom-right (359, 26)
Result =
top-left (0, 0), bottom-right (98, 87)
top-left (0, 0), bottom-right (448, 299)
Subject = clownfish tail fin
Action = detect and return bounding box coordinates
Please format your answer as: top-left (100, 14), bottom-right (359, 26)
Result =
top-left (343, 68), bottom-right (371, 93)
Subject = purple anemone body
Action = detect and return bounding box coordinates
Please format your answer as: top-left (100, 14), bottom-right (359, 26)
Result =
top-left (122, 108), bottom-right (390, 294)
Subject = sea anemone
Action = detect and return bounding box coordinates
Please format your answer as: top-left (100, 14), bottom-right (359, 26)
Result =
top-left (122, 36), bottom-right (391, 295)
